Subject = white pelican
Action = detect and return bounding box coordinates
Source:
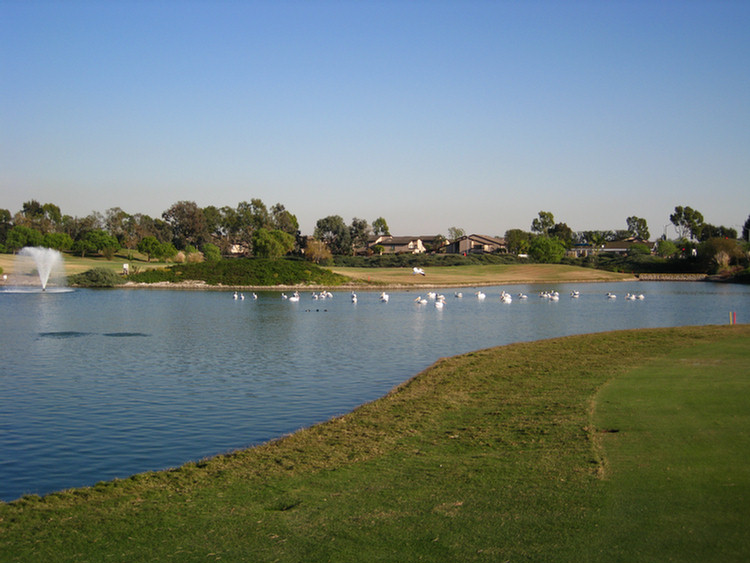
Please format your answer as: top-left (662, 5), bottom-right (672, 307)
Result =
top-left (289, 291), bottom-right (300, 302)
top-left (281, 293), bottom-right (288, 299)
top-left (625, 293), bottom-right (636, 301)
top-left (240, 293), bottom-right (245, 300)
top-left (351, 292), bottom-right (357, 303)
top-left (570, 290), bottom-right (580, 298)
top-left (380, 292), bottom-right (389, 303)
top-left (427, 291), bottom-right (437, 300)
top-left (476, 291), bottom-right (486, 300)
top-left (607, 292), bottom-right (616, 299)
top-left (637, 294), bottom-right (645, 300)
top-left (233, 291), bottom-right (238, 300)
top-left (434, 298), bottom-right (445, 310)
top-left (517, 293), bottom-right (528, 299)
top-left (414, 296), bottom-right (428, 305)
top-left (252, 292), bottom-right (258, 300)
top-left (413, 267), bottom-right (425, 276)
top-left (454, 292), bottom-right (463, 298)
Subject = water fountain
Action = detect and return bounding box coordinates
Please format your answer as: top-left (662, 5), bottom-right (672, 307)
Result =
top-left (5, 247), bottom-right (69, 292)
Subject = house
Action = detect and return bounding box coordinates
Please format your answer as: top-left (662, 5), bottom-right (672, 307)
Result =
top-left (568, 237), bottom-right (654, 258)
top-left (368, 235), bottom-right (429, 254)
top-left (444, 234), bottom-right (507, 255)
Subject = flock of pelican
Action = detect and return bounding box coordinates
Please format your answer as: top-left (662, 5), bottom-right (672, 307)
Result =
top-left (234, 288), bottom-right (645, 307)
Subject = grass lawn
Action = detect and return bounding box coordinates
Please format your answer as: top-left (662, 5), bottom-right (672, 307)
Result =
top-left (330, 263), bottom-right (633, 286)
top-left (592, 334), bottom-right (750, 561)
top-left (1, 325), bottom-right (747, 562)
top-left (0, 251), bottom-right (171, 278)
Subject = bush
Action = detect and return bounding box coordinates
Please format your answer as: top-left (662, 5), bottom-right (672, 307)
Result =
top-left (127, 258), bottom-right (347, 286)
top-left (68, 268), bottom-right (126, 288)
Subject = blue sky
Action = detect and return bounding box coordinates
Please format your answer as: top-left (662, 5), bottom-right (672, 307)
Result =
top-left (2, 0), bottom-right (748, 237)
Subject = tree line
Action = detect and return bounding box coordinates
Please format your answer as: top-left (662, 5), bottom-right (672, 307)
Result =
top-left (1, 199), bottom-right (748, 266)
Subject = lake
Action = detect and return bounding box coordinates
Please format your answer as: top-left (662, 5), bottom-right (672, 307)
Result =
top-left (1, 281), bottom-right (748, 501)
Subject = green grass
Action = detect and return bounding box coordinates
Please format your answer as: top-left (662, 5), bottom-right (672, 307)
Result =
top-left (1, 325), bottom-right (748, 562)
top-left (126, 257), bottom-right (349, 286)
top-left (592, 335), bottom-right (750, 562)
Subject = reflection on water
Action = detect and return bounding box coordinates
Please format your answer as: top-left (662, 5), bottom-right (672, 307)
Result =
top-left (1, 282), bottom-right (748, 501)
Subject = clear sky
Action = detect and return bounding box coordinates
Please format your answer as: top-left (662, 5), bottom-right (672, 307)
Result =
top-left (2, 0), bottom-right (748, 238)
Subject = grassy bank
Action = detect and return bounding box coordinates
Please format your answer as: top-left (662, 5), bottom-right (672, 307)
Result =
top-left (331, 262), bottom-right (633, 286)
top-left (2, 325), bottom-right (747, 561)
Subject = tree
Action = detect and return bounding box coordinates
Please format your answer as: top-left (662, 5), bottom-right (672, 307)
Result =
top-left (655, 239), bottom-right (678, 258)
top-left (252, 228), bottom-right (295, 258)
top-left (42, 232), bottom-right (73, 251)
top-left (314, 215), bottom-right (351, 255)
top-left (270, 203), bottom-right (299, 236)
top-left (162, 201), bottom-right (208, 249)
top-left (0, 208), bottom-right (11, 244)
top-left (626, 216), bottom-right (650, 240)
top-left (447, 227), bottom-right (465, 241)
top-left (670, 206), bottom-right (704, 241)
top-left (743, 215), bottom-right (750, 242)
top-left (202, 243), bottom-right (221, 262)
top-left (698, 224), bottom-right (737, 242)
top-left (6, 225), bottom-right (43, 252)
top-left (549, 222), bottom-right (574, 248)
top-left (628, 243), bottom-right (651, 256)
top-left (349, 217), bottom-right (370, 254)
top-left (504, 229), bottom-right (531, 255)
top-left (73, 229), bottom-right (119, 258)
top-left (698, 237), bottom-right (741, 273)
top-left (372, 217), bottom-right (390, 236)
top-left (531, 211), bottom-right (555, 236)
top-left (104, 207), bottom-right (132, 247)
top-left (138, 236), bottom-right (161, 262)
top-left (426, 234), bottom-right (447, 253)
top-left (529, 236), bottom-right (566, 263)
top-left (17, 200), bottom-right (62, 233)
top-left (305, 238), bottom-right (332, 264)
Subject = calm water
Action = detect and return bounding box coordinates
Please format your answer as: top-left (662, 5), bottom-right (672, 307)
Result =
top-left (1, 281), bottom-right (748, 501)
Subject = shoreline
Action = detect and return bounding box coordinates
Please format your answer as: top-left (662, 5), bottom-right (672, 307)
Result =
top-left (110, 273), bottom-right (738, 291)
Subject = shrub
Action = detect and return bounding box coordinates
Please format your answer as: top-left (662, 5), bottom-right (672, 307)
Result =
top-left (68, 268), bottom-right (126, 288)
top-left (186, 251), bottom-right (204, 263)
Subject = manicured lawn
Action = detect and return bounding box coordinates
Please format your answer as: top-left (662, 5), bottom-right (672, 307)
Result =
top-left (592, 334), bottom-right (750, 562)
top-left (1, 325), bottom-right (747, 562)
top-left (331, 263), bottom-right (633, 286)
top-left (0, 251), bottom-right (169, 277)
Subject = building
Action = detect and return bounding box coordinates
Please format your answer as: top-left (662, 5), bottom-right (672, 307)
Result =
top-left (443, 234), bottom-right (507, 255)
